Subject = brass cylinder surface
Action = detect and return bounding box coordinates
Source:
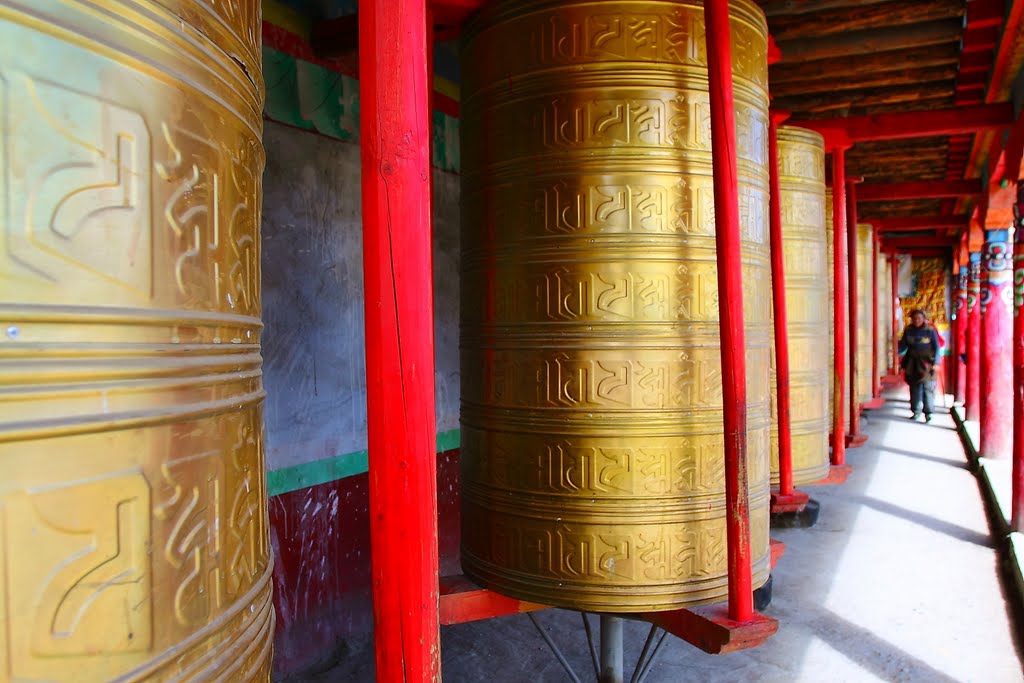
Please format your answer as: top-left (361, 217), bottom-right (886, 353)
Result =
top-left (0, 1), bottom-right (272, 680)
top-left (770, 127), bottom-right (830, 486)
top-left (878, 256), bottom-right (892, 374)
top-left (459, 0), bottom-right (771, 612)
top-left (857, 223), bottom-right (874, 401)
top-left (826, 189), bottom-right (851, 433)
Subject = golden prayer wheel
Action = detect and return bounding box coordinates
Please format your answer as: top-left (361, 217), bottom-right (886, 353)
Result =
top-left (825, 189), bottom-right (851, 433)
top-left (878, 255), bottom-right (892, 374)
top-left (459, 0), bottom-right (772, 612)
top-left (0, 2), bottom-right (273, 680)
top-left (770, 127), bottom-right (830, 486)
top-left (857, 224), bottom-right (874, 402)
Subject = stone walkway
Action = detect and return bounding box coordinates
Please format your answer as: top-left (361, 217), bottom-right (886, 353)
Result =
top-left (306, 390), bottom-right (1024, 682)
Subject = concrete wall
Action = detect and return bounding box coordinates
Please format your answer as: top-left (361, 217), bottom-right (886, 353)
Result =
top-left (261, 120), bottom-right (461, 473)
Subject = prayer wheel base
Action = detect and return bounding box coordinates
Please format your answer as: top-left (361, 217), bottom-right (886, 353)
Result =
top-left (770, 498), bottom-right (821, 529)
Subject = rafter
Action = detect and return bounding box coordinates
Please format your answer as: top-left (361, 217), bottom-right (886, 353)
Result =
top-left (858, 180), bottom-right (982, 202)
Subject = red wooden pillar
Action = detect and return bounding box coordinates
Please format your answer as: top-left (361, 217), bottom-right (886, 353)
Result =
top-left (1013, 187), bottom-right (1024, 531)
top-left (846, 180), bottom-right (868, 446)
top-left (966, 251), bottom-right (982, 421)
top-left (767, 111), bottom-right (810, 511)
top-left (830, 144), bottom-right (851, 468)
top-left (980, 227), bottom-right (1013, 459)
top-left (358, 0), bottom-right (442, 680)
top-left (704, 0), bottom-right (753, 622)
top-left (954, 261), bottom-right (969, 404)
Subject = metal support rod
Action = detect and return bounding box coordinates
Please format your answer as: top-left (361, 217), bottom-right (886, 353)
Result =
top-left (629, 626), bottom-right (661, 683)
top-left (831, 146), bottom-right (850, 466)
top-left (528, 613), bottom-right (584, 683)
top-left (1014, 187), bottom-right (1024, 531)
top-left (980, 226), bottom-right (1013, 459)
top-left (967, 251), bottom-right (982, 421)
top-left (871, 228), bottom-right (881, 399)
top-left (358, 1), bottom-right (441, 680)
top-left (768, 112), bottom-right (795, 496)
top-left (599, 616), bottom-right (624, 683)
top-left (633, 631), bottom-right (670, 683)
top-left (846, 179), bottom-right (863, 437)
top-left (582, 613), bottom-right (601, 681)
top-left (704, 0), bottom-right (754, 623)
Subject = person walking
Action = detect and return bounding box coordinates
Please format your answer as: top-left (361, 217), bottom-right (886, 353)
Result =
top-left (899, 308), bottom-right (940, 422)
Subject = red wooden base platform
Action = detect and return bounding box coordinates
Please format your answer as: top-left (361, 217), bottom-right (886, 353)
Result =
top-left (770, 538), bottom-right (786, 568)
top-left (770, 489), bottom-right (810, 513)
top-left (439, 573), bottom-right (780, 654)
top-left (881, 374), bottom-right (901, 387)
top-left (862, 396), bottom-right (886, 409)
top-left (439, 575), bottom-right (548, 625)
top-left (846, 431), bottom-right (869, 447)
top-left (640, 606), bottom-right (779, 654)
top-left (808, 464), bottom-right (854, 485)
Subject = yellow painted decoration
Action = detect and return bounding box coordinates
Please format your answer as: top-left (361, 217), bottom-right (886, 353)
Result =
top-left (459, 0), bottom-right (771, 612)
top-left (0, 1), bottom-right (273, 681)
top-left (769, 127), bottom-right (830, 486)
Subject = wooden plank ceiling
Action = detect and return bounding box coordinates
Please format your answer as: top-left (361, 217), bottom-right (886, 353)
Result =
top-left (759, 0), bottom-right (1007, 242)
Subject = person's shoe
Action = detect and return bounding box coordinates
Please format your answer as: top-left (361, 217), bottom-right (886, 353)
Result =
top-left (925, 413), bottom-right (933, 423)
top-left (911, 412), bottom-right (922, 421)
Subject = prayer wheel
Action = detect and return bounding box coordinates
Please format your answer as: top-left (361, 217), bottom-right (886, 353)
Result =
top-left (857, 224), bottom-right (874, 402)
top-left (878, 256), bottom-right (892, 374)
top-left (0, 2), bottom-right (273, 681)
top-left (826, 190), bottom-right (851, 433)
top-left (770, 127), bottom-right (830, 486)
top-left (459, 0), bottom-right (772, 612)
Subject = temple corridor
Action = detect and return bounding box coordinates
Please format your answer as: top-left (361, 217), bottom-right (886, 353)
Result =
top-left (310, 391), bottom-right (1024, 682)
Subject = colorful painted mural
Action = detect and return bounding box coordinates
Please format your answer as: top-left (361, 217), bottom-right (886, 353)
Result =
top-left (262, 0), bottom-right (461, 172)
top-left (899, 257), bottom-right (951, 357)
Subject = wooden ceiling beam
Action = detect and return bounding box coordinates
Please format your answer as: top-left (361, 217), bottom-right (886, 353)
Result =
top-left (882, 235), bottom-right (959, 248)
top-left (775, 19), bottom-right (962, 63)
top-left (769, 44), bottom-right (959, 85)
top-left (775, 83), bottom-right (953, 115)
top-left (767, 0), bottom-right (963, 42)
top-left (770, 65), bottom-right (958, 96)
top-left (759, 0), bottom-right (897, 17)
top-left (858, 180), bottom-right (983, 201)
top-left (966, 0), bottom-right (1007, 28)
top-left (793, 103), bottom-right (1014, 142)
top-left (872, 215), bottom-right (968, 231)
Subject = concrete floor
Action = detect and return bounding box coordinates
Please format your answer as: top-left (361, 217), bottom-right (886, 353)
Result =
top-left (307, 391), bottom-right (1024, 682)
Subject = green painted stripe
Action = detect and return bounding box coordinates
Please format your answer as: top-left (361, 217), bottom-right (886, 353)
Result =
top-left (267, 429), bottom-right (462, 497)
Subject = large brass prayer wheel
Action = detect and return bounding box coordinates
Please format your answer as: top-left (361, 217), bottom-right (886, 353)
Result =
top-left (770, 127), bottom-right (830, 486)
top-left (0, 2), bottom-right (273, 681)
top-left (857, 223), bottom-right (874, 402)
top-left (878, 255), bottom-right (892, 374)
top-left (460, 0), bottom-right (772, 612)
top-left (826, 189), bottom-right (851, 433)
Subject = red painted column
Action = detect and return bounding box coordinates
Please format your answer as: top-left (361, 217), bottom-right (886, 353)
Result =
top-left (768, 113), bottom-right (796, 498)
top-left (954, 262), bottom-right (969, 404)
top-left (830, 145), bottom-right (850, 467)
top-left (1013, 189), bottom-right (1024, 531)
top-left (704, 0), bottom-right (753, 623)
top-left (966, 251), bottom-right (982, 421)
top-left (871, 230), bottom-right (881, 400)
top-left (358, 1), bottom-right (441, 680)
top-left (980, 227), bottom-right (1013, 459)
top-left (846, 179), bottom-right (867, 446)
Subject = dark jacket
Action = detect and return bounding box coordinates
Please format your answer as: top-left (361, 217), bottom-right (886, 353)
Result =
top-left (899, 323), bottom-right (939, 383)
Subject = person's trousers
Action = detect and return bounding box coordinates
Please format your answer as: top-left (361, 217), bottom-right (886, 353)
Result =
top-left (908, 380), bottom-right (935, 416)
